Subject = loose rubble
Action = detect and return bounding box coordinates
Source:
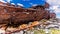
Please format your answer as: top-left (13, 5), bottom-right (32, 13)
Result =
top-left (0, 18), bottom-right (60, 34)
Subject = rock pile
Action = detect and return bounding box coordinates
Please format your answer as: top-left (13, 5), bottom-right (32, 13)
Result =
top-left (5, 18), bottom-right (60, 34)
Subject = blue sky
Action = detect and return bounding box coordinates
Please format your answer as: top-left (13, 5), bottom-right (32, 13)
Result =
top-left (0, 0), bottom-right (60, 18)
top-left (4, 0), bottom-right (45, 8)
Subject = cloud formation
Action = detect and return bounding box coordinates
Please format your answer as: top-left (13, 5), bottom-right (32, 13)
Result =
top-left (17, 3), bottom-right (24, 7)
top-left (46, 0), bottom-right (60, 18)
top-left (11, 3), bottom-right (15, 5)
top-left (0, 0), bottom-right (6, 3)
top-left (6, 0), bottom-right (12, 3)
top-left (46, 0), bottom-right (60, 5)
top-left (0, 0), bottom-right (12, 3)
top-left (32, 4), bottom-right (38, 6)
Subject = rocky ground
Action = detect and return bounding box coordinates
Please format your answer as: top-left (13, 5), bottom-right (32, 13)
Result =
top-left (0, 18), bottom-right (60, 34)
top-left (12, 18), bottom-right (60, 34)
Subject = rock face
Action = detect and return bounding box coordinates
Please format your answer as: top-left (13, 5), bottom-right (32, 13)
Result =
top-left (50, 13), bottom-right (56, 19)
top-left (0, 2), bottom-right (56, 25)
top-left (0, 1), bottom-right (57, 34)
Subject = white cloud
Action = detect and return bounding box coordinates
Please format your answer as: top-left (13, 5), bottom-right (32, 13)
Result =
top-left (32, 4), bottom-right (38, 6)
top-left (49, 5), bottom-right (60, 18)
top-left (46, 0), bottom-right (60, 6)
top-left (0, 0), bottom-right (4, 1)
top-left (17, 3), bottom-right (24, 7)
top-left (0, 0), bottom-right (12, 3)
top-left (46, 0), bottom-right (60, 18)
top-left (11, 3), bottom-right (15, 5)
top-left (50, 6), bottom-right (60, 13)
top-left (53, 6), bottom-right (60, 18)
top-left (6, 0), bottom-right (12, 3)
top-left (0, 0), bottom-right (7, 3)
